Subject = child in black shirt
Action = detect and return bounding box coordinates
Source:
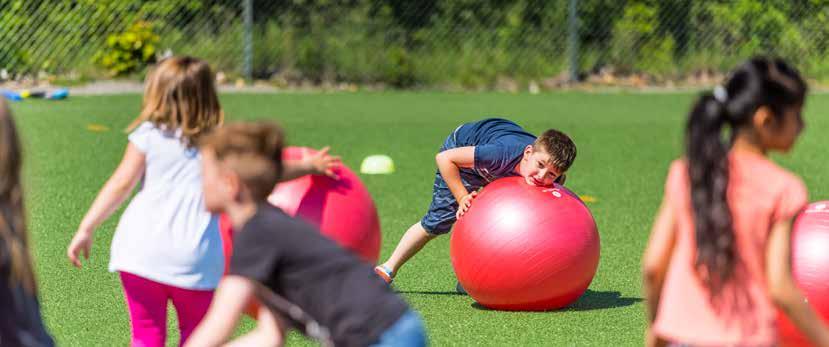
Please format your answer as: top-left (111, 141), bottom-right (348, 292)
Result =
top-left (186, 122), bottom-right (426, 347)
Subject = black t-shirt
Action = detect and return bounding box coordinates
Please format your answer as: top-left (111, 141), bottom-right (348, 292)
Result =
top-left (229, 204), bottom-right (408, 347)
top-left (0, 242), bottom-right (55, 347)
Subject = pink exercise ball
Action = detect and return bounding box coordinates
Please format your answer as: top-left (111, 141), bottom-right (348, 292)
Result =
top-left (265, 146), bottom-right (382, 263)
top-left (450, 176), bottom-right (600, 311)
top-left (779, 201), bottom-right (829, 346)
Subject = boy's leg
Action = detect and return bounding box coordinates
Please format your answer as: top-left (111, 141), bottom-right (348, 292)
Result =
top-left (380, 222), bottom-right (436, 277)
top-left (120, 272), bottom-right (169, 347)
top-left (377, 173), bottom-right (458, 282)
top-left (169, 285), bottom-right (215, 346)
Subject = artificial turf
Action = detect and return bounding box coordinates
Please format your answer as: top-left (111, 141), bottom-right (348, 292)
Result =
top-left (12, 91), bottom-right (829, 346)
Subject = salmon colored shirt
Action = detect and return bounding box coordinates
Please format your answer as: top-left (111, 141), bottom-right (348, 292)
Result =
top-left (654, 150), bottom-right (808, 346)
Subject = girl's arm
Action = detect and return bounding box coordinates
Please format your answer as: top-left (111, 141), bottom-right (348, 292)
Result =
top-left (67, 143), bottom-right (146, 268)
top-left (281, 146), bottom-right (341, 181)
top-left (641, 196), bottom-right (677, 347)
top-left (767, 218), bottom-right (829, 346)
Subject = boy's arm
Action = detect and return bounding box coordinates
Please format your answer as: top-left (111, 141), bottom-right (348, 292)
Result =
top-left (435, 146), bottom-right (475, 202)
top-left (225, 306), bottom-right (288, 347)
top-left (185, 276), bottom-right (262, 347)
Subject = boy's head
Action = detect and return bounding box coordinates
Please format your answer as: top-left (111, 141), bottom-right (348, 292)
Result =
top-left (199, 122), bottom-right (284, 213)
top-left (518, 129), bottom-right (576, 187)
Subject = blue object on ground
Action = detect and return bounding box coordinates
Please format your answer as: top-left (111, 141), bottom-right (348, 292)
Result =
top-left (1, 90), bottom-right (21, 101)
top-left (47, 88), bottom-right (68, 100)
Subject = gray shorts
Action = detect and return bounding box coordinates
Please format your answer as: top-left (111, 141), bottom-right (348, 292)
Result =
top-left (420, 126), bottom-right (487, 235)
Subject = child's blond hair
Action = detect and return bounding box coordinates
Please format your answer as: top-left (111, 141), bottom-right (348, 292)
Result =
top-left (127, 56), bottom-right (223, 147)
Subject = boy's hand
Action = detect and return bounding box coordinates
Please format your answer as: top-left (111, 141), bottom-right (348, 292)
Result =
top-left (305, 146), bottom-right (341, 180)
top-left (456, 191), bottom-right (478, 219)
top-left (67, 229), bottom-right (93, 268)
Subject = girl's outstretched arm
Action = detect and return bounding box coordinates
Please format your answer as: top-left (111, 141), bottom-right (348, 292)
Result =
top-left (767, 218), bottom-right (829, 346)
top-left (67, 143), bottom-right (145, 268)
top-left (281, 146), bottom-right (341, 181)
top-left (642, 196), bottom-right (677, 347)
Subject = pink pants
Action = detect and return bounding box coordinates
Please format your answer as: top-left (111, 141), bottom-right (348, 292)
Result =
top-left (120, 272), bottom-right (214, 347)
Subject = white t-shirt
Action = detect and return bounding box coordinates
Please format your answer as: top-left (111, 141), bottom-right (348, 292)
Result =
top-left (108, 122), bottom-right (223, 290)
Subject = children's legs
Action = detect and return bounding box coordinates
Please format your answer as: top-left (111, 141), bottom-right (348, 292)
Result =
top-left (120, 272), bottom-right (169, 347)
top-left (380, 222), bottom-right (437, 275)
top-left (169, 285), bottom-right (215, 346)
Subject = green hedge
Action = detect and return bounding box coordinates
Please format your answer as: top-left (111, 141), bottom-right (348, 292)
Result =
top-left (3, 0), bottom-right (829, 86)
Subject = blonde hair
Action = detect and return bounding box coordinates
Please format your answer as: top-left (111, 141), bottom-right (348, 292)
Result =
top-left (0, 100), bottom-right (36, 293)
top-left (199, 122), bottom-right (285, 202)
top-left (127, 56), bottom-right (223, 147)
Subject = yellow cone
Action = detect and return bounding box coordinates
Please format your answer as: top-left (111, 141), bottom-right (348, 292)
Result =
top-left (579, 195), bottom-right (598, 203)
top-left (86, 124), bottom-right (110, 132)
top-left (360, 155), bottom-right (395, 175)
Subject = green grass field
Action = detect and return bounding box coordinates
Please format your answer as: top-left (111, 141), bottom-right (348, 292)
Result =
top-left (13, 91), bottom-right (829, 346)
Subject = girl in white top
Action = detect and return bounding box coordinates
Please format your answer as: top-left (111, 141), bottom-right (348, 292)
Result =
top-left (66, 56), bottom-right (340, 347)
top-left (66, 56), bottom-right (224, 347)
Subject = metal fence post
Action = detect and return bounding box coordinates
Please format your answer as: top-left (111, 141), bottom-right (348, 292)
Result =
top-left (567, 0), bottom-right (579, 82)
top-left (243, 0), bottom-right (253, 80)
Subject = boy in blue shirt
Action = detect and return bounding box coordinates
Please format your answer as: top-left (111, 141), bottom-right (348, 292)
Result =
top-left (375, 118), bottom-right (577, 287)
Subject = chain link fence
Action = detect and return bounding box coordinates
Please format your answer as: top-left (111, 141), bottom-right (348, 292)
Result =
top-left (1, 0), bottom-right (828, 89)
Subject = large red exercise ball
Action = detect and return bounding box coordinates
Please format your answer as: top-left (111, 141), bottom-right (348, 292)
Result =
top-left (450, 176), bottom-right (600, 311)
top-left (778, 201), bottom-right (829, 346)
top-left (219, 146), bottom-right (382, 264)
top-left (266, 146), bottom-right (382, 263)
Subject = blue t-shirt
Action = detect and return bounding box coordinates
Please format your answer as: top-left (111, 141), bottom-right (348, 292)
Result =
top-left (452, 118), bottom-right (536, 183)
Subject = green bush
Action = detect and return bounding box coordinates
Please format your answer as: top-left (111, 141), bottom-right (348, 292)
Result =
top-left (94, 21), bottom-right (159, 76)
top-left (7, 0), bottom-right (829, 86)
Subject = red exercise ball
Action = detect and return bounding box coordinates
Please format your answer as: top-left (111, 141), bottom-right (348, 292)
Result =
top-left (267, 146), bottom-right (381, 263)
top-left (220, 146), bottom-right (382, 264)
top-left (451, 176), bottom-right (600, 311)
top-left (778, 201), bottom-right (829, 346)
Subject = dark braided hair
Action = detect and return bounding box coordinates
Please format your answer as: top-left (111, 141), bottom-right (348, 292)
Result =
top-left (686, 57), bottom-right (806, 293)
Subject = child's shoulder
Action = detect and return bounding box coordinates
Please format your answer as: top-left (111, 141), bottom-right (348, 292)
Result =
top-left (668, 155), bottom-right (804, 187)
top-left (128, 121), bottom-right (164, 140)
top-left (733, 151), bottom-right (804, 189)
top-left (131, 121), bottom-right (157, 133)
top-left (246, 205), bottom-right (316, 237)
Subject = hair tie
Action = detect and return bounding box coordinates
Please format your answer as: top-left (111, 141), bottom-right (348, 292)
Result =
top-left (713, 86), bottom-right (728, 103)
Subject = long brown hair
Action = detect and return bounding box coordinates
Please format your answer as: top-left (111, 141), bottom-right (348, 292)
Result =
top-left (127, 56), bottom-right (223, 147)
top-left (0, 100), bottom-right (36, 292)
top-left (686, 57), bottom-right (806, 293)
